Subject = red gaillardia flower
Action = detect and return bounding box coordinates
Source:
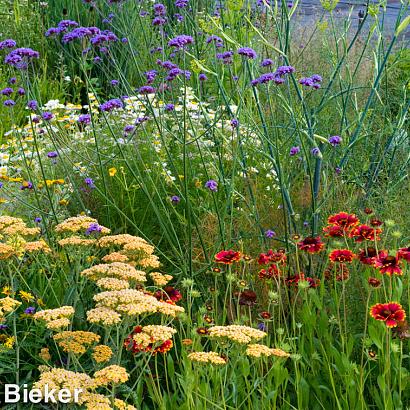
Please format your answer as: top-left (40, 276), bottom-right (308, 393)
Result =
top-left (285, 273), bottom-right (320, 288)
top-left (259, 311), bottom-right (271, 319)
top-left (373, 251), bottom-right (402, 276)
top-left (327, 212), bottom-right (360, 231)
top-left (349, 225), bottom-right (382, 242)
top-left (370, 302), bottom-right (406, 328)
top-left (370, 218), bottom-right (383, 227)
top-left (368, 277), bottom-right (381, 288)
top-left (258, 249), bottom-right (286, 265)
top-left (398, 246), bottom-right (410, 262)
top-left (124, 326), bottom-right (173, 355)
top-left (329, 249), bottom-right (355, 263)
top-left (297, 236), bottom-right (325, 254)
top-left (323, 225), bottom-right (344, 238)
top-left (358, 247), bottom-right (378, 265)
top-left (154, 286), bottom-right (182, 303)
top-left (258, 264), bottom-right (280, 280)
top-left (238, 289), bottom-right (257, 306)
top-left (214, 250), bottom-right (242, 264)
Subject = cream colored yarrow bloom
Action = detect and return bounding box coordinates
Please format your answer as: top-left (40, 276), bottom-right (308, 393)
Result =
top-left (98, 234), bottom-right (143, 248)
top-left (53, 331), bottom-right (101, 354)
top-left (93, 365), bottom-right (129, 386)
top-left (0, 243), bottom-right (14, 259)
top-left (80, 263), bottom-right (146, 283)
top-left (0, 296), bottom-right (21, 313)
top-left (54, 216), bottom-right (110, 235)
top-left (188, 351), bottom-right (226, 365)
top-left (58, 236), bottom-right (97, 247)
top-left (246, 344), bottom-right (290, 358)
top-left (23, 239), bottom-right (51, 253)
top-left (101, 252), bottom-right (129, 263)
top-left (96, 277), bottom-right (130, 291)
top-left (92, 345), bottom-right (113, 363)
top-left (131, 325), bottom-right (177, 349)
top-left (33, 368), bottom-right (93, 402)
top-left (207, 325), bottom-right (266, 344)
top-left (149, 272), bottom-right (173, 286)
top-left (86, 307), bottom-right (122, 326)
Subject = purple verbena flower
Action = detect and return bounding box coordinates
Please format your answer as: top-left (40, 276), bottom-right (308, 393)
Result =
top-left (123, 125), bottom-right (135, 134)
top-left (152, 16), bottom-right (167, 26)
top-left (205, 179), bottom-right (218, 192)
top-left (27, 100), bottom-right (38, 110)
top-left (171, 195), bottom-right (180, 203)
top-left (4, 99), bottom-right (15, 107)
top-left (1, 87), bottom-right (13, 96)
top-left (230, 118), bottom-right (239, 128)
top-left (175, 0), bottom-right (189, 7)
top-left (154, 3), bottom-right (166, 15)
top-left (290, 146), bottom-right (300, 156)
top-left (99, 98), bottom-right (123, 112)
top-left (311, 147), bottom-right (321, 156)
top-left (237, 47), bottom-right (257, 59)
top-left (85, 222), bottom-right (102, 235)
top-left (0, 39), bottom-right (17, 50)
top-left (138, 85), bottom-right (156, 94)
top-left (328, 135), bottom-right (342, 146)
top-left (78, 114), bottom-right (91, 124)
top-left (168, 35), bottom-right (194, 49)
top-left (42, 111), bottom-right (54, 121)
top-left (84, 177), bottom-right (95, 188)
top-left (265, 229), bottom-right (276, 238)
top-left (261, 58), bottom-right (274, 67)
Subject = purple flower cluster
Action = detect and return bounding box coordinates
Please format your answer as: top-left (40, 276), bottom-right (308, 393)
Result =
top-left (99, 98), bottom-right (123, 112)
top-left (85, 222), bottom-right (102, 235)
top-left (0, 39), bottom-right (17, 50)
top-left (328, 135), bottom-right (342, 146)
top-left (42, 111), bottom-right (54, 121)
top-left (78, 114), bottom-right (91, 124)
top-left (1, 87), bottom-right (13, 96)
top-left (61, 26), bottom-right (99, 43)
top-left (261, 58), bottom-right (273, 67)
top-left (168, 35), bottom-right (194, 49)
top-left (265, 229), bottom-right (276, 238)
top-left (27, 100), bottom-right (38, 110)
top-left (205, 179), bottom-right (218, 192)
top-left (175, 0), bottom-right (189, 7)
top-left (290, 146), bottom-right (300, 156)
top-left (152, 16), bottom-right (167, 26)
top-left (157, 60), bottom-right (178, 70)
top-left (138, 85), bottom-right (156, 94)
top-left (299, 74), bottom-right (322, 89)
top-left (237, 47), bottom-right (257, 59)
top-left (84, 177), bottom-right (95, 189)
top-left (90, 31), bottom-right (118, 46)
top-left (154, 3), bottom-right (166, 15)
top-left (145, 70), bottom-right (158, 84)
top-left (3, 99), bottom-right (15, 107)
top-left (166, 67), bottom-right (191, 81)
top-left (4, 48), bottom-right (40, 69)
top-left (206, 35), bottom-right (224, 48)
top-left (252, 65), bottom-right (295, 86)
top-left (216, 51), bottom-right (234, 65)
